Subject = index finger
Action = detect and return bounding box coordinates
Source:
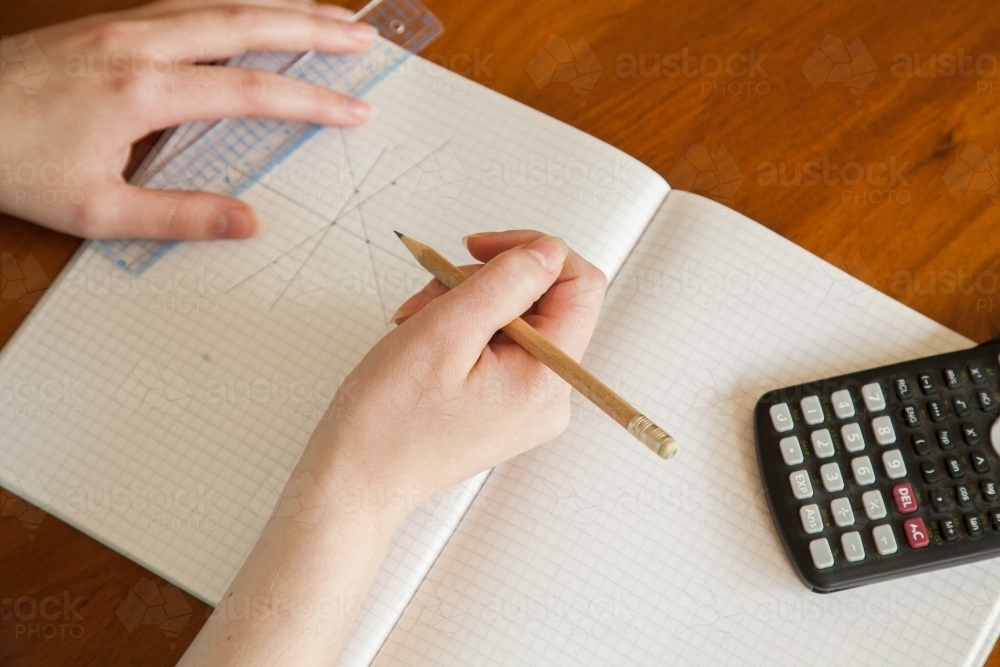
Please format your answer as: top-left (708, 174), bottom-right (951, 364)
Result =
top-left (463, 230), bottom-right (608, 361)
top-left (125, 6), bottom-right (377, 62)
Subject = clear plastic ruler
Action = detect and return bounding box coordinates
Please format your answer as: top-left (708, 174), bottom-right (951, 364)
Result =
top-left (98, 0), bottom-right (443, 275)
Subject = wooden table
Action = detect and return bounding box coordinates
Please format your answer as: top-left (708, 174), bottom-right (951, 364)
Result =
top-left (2, 0), bottom-right (998, 664)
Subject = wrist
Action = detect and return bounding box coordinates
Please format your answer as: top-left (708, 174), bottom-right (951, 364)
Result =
top-left (285, 429), bottom-right (418, 538)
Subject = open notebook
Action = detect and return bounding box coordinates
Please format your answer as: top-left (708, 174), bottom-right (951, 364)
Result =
top-left (2, 39), bottom-right (999, 667)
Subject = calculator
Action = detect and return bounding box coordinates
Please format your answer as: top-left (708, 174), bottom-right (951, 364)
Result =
top-left (754, 340), bottom-right (1000, 592)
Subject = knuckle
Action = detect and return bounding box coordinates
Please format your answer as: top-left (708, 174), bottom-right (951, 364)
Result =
top-left (236, 69), bottom-right (268, 103)
top-left (491, 252), bottom-right (546, 295)
top-left (71, 194), bottom-right (113, 238)
top-left (107, 70), bottom-right (145, 99)
top-left (544, 401), bottom-right (572, 439)
top-left (89, 20), bottom-right (134, 51)
top-left (581, 263), bottom-right (609, 293)
top-left (218, 5), bottom-right (257, 26)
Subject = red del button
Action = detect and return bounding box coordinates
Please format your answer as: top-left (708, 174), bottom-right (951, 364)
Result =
top-left (893, 483), bottom-right (918, 514)
top-left (904, 517), bottom-right (930, 548)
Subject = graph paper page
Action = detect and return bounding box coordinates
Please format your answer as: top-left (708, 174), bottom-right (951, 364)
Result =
top-left (0, 51), bottom-right (668, 667)
top-left (373, 191), bottom-right (1000, 667)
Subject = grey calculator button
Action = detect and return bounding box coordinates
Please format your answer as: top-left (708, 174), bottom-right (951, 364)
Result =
top-left (872, 524), bottom-right (898, 555)
top-left (809, 538), bottom-right (835, 569)
top-left (770, 403), bottom-right (794, 433)
top-left (779, 436), bottom-right (804, 465)
top-left (841, 531), bottom-right (865, 562)
top-left (801, 396), bottom-right (825, 426)
top-left (990, 417), bottom-right (1000, 457)
top-left (852, 456), bottom-right (876, 486)
top-left (831, 389), bottom-right (855, 419)
top-left (790, 470), bottom-right (814, 500)
top-left (872, 415), bottom-right (896, 445)
top-left (831, 497), bottom-right (855, 527)
top-left (862, 490), bottom-right (887, 520)
top-left (820, 462), bottom-right (845, 493)
top-left (800, 504), bottom-right (824, 534)
top-left (841, 423), bottom-right (866, 453)
top-left (810, 429), bottom-right (836, 459)
top-left (882, 449), bottom-right (907, 480)
top-left (862, 382), bottom-right (887, 412)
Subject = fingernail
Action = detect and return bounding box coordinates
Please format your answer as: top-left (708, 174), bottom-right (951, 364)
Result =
top-left (218, 207), bottom-right (258, 238)
top-left (461, 232), bottom-right (487, 248)
top-left (524, 235), bottom-right (568, 273)
top-left (348, 22), bottom-right (379, 42)
top-left (346, 97), bottom-right (371, 121)
top-left (389, 302), bottom-right (415, 324)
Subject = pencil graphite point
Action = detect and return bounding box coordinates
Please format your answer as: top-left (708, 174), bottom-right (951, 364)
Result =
top-left (394, 230), bottom-right (404, 239)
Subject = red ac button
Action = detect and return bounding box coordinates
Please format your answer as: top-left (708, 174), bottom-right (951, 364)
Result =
top-left (904, 517), bottom-right (929, 549)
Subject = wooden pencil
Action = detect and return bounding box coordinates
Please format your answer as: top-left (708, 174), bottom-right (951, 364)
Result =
top-left (394, 231), bottom-right (678, 460)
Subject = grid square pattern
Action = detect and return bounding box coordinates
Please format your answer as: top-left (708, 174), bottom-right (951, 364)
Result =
top-left (0, 45), bottom-right (669, 667)
top-left (104, 35), bottom-right (432, 275)
top-left (372, 192), bottom-right (1000, 667)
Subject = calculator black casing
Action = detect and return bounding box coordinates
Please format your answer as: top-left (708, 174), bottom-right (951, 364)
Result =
top-left (754, 340), bottom-right (1000, 593)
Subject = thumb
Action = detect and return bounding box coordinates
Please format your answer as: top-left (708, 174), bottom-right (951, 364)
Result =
top-left (85, 184), bottom-right (258, 240)
top-left (423, 235), bottom-right (569, 363)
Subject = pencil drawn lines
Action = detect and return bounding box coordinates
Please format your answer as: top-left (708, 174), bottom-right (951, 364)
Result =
top-left (231, 136), bottom-right (457, 314)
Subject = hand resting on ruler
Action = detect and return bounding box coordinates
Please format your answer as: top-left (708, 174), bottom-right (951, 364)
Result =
top-left (0, 0), bottom-right (376, 239)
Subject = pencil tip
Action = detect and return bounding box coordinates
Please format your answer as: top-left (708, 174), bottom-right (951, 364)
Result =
top-left (394, 230), bottom-right (404, 239)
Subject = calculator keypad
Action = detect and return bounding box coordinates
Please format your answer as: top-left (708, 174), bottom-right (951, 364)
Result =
top-left (872, 525), bottom-right (898, 555)
top-left (801, 396), bottom-right (824, 425)
top-left (862, 383), bottom-right (887, 412)
top-left (831, 389), bottom-right (855, 419)
top-left (842, 532), bottom-right (865, 562)
top-left (755, 344), bottom-right (1000, 591)
top-left (809, 538), bottom-right (835, 569)
top-left (800, 504), bottom-right (823, 534)
top-left (810, 429), bottom-right (835, 458)
top-left (872, 416), bottom-right (896, 445)
top-left (790, 470), bottom-right (813, 499)
top-left (862, 490), bottom-right (887, 520)
top-left (841, 423), bottom-right (866, 452)
top-left (851, 457), bottom-right (876, 486)
top-left (779, 436), bottom-right (804, 465)
top-left (882, 450), bottom-right (906, 479)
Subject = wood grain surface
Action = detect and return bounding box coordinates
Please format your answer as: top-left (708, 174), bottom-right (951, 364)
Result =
top-left (1, 0), bottom-right (998, 664)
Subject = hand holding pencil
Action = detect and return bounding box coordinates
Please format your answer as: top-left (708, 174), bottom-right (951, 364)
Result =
top-left (394, 230), bottom-right (677, 460)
